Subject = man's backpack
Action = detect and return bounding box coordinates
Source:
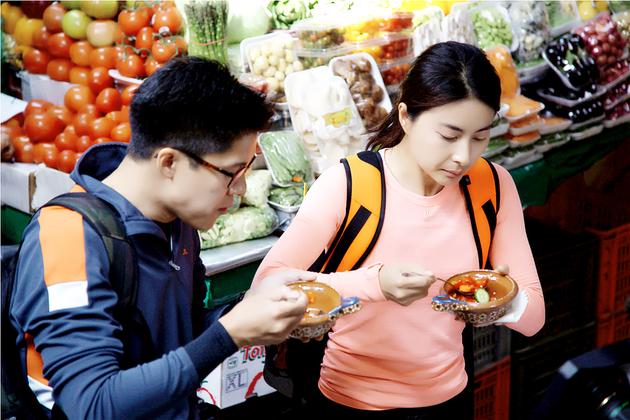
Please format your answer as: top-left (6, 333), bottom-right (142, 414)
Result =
top-left (1, 192), bottom-right (154, 419)
top-left (263, 151), bottom-right (501, 404)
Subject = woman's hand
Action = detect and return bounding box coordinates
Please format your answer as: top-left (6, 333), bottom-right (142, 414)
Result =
top-left (378, 263), bottom-right (437, 306)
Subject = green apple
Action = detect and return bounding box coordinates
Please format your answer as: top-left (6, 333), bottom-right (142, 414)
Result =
top-left (80, 0), bottom-right (119, 19)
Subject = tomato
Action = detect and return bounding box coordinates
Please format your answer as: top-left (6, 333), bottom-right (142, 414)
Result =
top-left (120, 106), bottom-right (130, 122)
top-left (110, 122), bottom-right (131, 142)
top-left (43, 148), bottom-right (60, 168)
top-left (93, 137), bottom-right (111, 144)
top-left (113, 44), bottom-right (134, 61)
top-left (75, 135), bottom-right (93, 152)
top-left (144, 56), bottom-right (162, 76)
top-left (47, 32), bottom-right (73, 58)
top-left (55, 131), bottom-right (79, 150)
top-left (57, 149), bottom-right (77, 173)
top-left (43, 3), bottom-right (65, 33)
top-left (105, 110), bottom-right (124, 124)
top-left (152, 7), bottom-right (181, 35)
top-left (151, 38), bottom-right (177, 63)
top-left (78, 103), bottom-right (101, 118)
top-left (118, 8), bottom-right (150, 36)
top-left (73, 112), bottom-right (95, 136)
top-left (32, 26), bottom-right (50, 49)
top-left (46, 58), bottom-right (71, 81)
top-left (69, 40), bottom-right (93, 66)
top-left (24, 99), bottom-right (52, 118)
top-left (24, 48), bottom-right (50, 74)
top-left (48, 106), bottom-right (73, 126)
top-left (2, 4), bottom-right (24, 34)
top-left (21, 1), bottom-right (49, 19)
top-left (12, 136), bottom-right (34, 163)
top-left (33, 143), bottom-right (59, 164)
top-left (89, 46), bottom-right (116, 69)
top-left (73, 152), bottom-right (82, 167)
top-left (95, 88), bottom-right (121, 114)
top-left (2, 124), bottom-right (23, 142)
top-left (120, 84), bottom-right (139, 106)
top-left (14, 18), bottom-right (44, 47)
top-left (88, 66), bottom-right (114, 94)
top-left (69, 66), bottom-right (91, 85)
top-left (63, 124), bottom-right (77, 136)
top-left (116, 53), bottom-right (145, 79)
top-left (172, 35), bottom-right (187, 55)
top-left (64, 85), bottom-right (95, 113)
top-left (90, 117), bottom-right (115, 138)
top-left (135, 26), bottom-right (154, 51)
top-left (86, 19), bottom-right (122, 47)
top-left (25, 112), bottom-right (65, 143)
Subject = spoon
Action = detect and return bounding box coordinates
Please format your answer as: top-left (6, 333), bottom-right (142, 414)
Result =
top-left (402, 272), bottom-right (475, 296)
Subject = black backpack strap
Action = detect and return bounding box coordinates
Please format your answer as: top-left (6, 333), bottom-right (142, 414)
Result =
top-left (43, 193), bottom-right (155, 366)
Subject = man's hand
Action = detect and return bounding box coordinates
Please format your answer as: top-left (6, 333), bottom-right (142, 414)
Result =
top-left (219, 269), bottom-right (315, 347)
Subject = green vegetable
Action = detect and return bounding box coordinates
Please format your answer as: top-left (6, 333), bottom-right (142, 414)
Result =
top-left (226, 0), bottom-right (270, 44)
top-left (267, 0), bottom-right (308, 30)
top-left (540, 133), bottom-right (569, 144)
top-left (475, 288), bottom-right (490, 303)
top-left (199, 205), bottom-right (278, 249)
top-left (269, 186), bottom-right (304, 207)
top-left (487, 137), bottom-right (507, 151)
top-left (259, 131), bottom-right (313, 186)
top-left (471, 8), bottom-right (513, 50)
top-left (185, 0), bottom-right (228, 65)
top-left (242, 170), bottom-right (273, 208)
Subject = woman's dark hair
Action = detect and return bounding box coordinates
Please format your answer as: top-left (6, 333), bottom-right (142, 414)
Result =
top-left (128, 56), bottom-right (273, 159)
top-left (367, 41), bottom-right (501, 150)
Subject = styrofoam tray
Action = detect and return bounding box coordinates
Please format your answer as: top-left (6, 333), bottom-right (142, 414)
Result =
top-left (570, 114), bottom-right (605, 130)
top-left (490, 121), bottom-right (509, 138)
top-left (535, 137), bottom-right (570, 153)
top-left (509, 120), bottom-right (543, 136)
top-left (482, 141), bottom-right (509, 158)
top-left (329, 52), bottom-right (393, 113)
top-left (508, 133), bottom-right (541, 148)
top-left (570, 124), bottom-right (604, 141)
top-left (502, 151), bottom-right (543, 170)
top-left (504, 102), bottom-right (545, 123)
top-left (537, 86), bottom-right (607, 108)
top-left (501, 148), bottom-right (538, 166)
top-left (539, 118), bottom-right (572, 135)
top-left (604, 113), bottom-right (630, 128)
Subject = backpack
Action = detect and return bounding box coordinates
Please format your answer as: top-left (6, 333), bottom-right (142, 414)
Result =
top-left (263, 151), bottom-right (500, 404)
top-left (1, 192), bottom-right (154, 419)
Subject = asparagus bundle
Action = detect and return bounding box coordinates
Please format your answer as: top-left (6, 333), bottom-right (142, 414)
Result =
top-left (184, 0), bottom-right (228, 65)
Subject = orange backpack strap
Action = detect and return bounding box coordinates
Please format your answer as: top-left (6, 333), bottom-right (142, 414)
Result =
top-left (459, 157), bottom-right (500, 269)
top-left (309, 151), bottom-right (386, 274)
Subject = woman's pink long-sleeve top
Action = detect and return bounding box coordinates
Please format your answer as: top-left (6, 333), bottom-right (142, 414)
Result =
top-left (252, 152), bottom-right (545, 410)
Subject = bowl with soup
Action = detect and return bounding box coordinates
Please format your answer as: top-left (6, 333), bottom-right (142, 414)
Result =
top-left (431, 270), bottom-right (518, 325)
top-left (288, 281), bottom-right (361, 340)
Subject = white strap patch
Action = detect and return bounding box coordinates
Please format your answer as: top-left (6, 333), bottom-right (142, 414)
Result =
top-left (47, 281), bottom-right (89, 312)
top-left (28, 375), bottom-right (54, 410)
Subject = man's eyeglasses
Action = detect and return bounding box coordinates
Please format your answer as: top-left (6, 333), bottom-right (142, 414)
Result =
top-left (174, 148), bottom-right (257, 189)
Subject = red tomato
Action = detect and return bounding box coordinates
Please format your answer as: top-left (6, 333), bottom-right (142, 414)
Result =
top-left (151, 39), bottom-right (177, 63)
top-left (12, 136), bottom-right (35, 163)
top-left (116, 53), bottom-right (145, 79)
top-left (69, 66), bottom-right (91, 86)
top-left (63, 124), bottom-right (77, 136)
top-left (64, 85), bottom-right (95, 113)
top-left (24, 48), bottom-right (50, 74)
top-left (47, 32), bottom-right (74, 58)
top-left (43, 3), bottom-right (65, 33)
top-left (120, 84), bottom-right (139, 106)
top-left (54, 133), bottom-right (77, 160)
top-left (105, 110), bottom-right (124, 124)
top-left (78, 103), bottom-right (101, 118)
top-left (24, 112), bottom-right (65, 143)
top-left (110, 122), bottom-right (131, 142)
top-left (93, 137), bottom-right (112, 144)
top-left (135, 26), bottom-right (155, 51)
top-left (33, 143), bottom-right (58, 165)
top-left (90, 117), bottom-right (116, 139)
top-left (144, 56), bottom-right (162, 76)
top-left (118, 8), bottom-right (151, 36)
top-left (152, 7), bottom-right (182, 34)
top-left (2, 125), bottom-right (23, 142)
top-left (89, 47), bottom-right (116, 69)
top-left (48, 106), bottom-right (73, 126)
top-left (75, 135), bottom-right (93, 152)
top-left (32, 26), bottom-right (50, 49)
top-left (119, 106), bottom-right (130, 122)
top-left (46, 58), bottom-right (71, 81)
top-left (57, 150), bottom-right (77, 173)
top-left (73, 113), bottom-right (95, 136)
top-left (172, 35), bottom-right (187, 55)
top-left (69, 41), bottom-right (93, 67)
top-left (95, 88), bottom-right (122, 114)
top-left (24, 100), bottom-right (52, 118)
top-left (88, 66), bottom-right (114, 94)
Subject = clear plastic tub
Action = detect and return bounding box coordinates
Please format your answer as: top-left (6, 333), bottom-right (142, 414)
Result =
top-left (379, 55), bottom-right (413, 86)
top-left (347, 33), bottom-right (412, 66)
top-left (442, 3), bottom-right (476, 45)
top-left (570, 123), bottom-right (604, 141)
top-left (381, 11), bottom-right (414, 34)
top-left (241, 32), bottom-right (299, 95)
top-left (482, 137), bottom-right (509, 158)
top-left (295, 45), bottom-right (349, 69)
top-left (508, 1), bottom-right (551, 63)
top-left (539, 115), bottom-right (572, 134)
top-left (342, 12), bottom-right (385, 44)
top-left (469, 5), bottom-right (519, 52)
top-left (292, 15), bottom-right (347, 50)
top-left (413, 7), bottom-right (445, 56)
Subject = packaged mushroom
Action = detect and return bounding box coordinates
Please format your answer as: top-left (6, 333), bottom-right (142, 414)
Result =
top-left (330, 53), bottom-right (392, 129)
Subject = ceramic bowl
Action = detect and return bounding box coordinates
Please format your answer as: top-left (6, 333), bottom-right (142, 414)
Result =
top-left (431, 270), bottom-right (518, 325)
top-left (288, 281), bottom-right (360, 340)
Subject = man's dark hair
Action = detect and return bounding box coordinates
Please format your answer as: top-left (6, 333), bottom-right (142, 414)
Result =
top-left (128, 57), bottom-right (273, 159)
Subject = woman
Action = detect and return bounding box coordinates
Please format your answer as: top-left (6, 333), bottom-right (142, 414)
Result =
top-left (252, 41), bottom-right (545, 419)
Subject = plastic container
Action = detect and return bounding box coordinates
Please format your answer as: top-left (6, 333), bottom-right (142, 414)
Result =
top-left (381, 11), bottom-right (414, 33)
top-left (258, 131), bottom-right (314, 187)
top-left (570, 114), bottom-right (605, 130)
top-left (604, 112), bottom-right (630, 127)
top-left (469, 5), bottom-right (519, 52)
top-left (503, 95), bottom-right (545, 122)
top-left (569, 123), bottom-right (604, 140)
top-left (539, 115), bottom-right (573, 134)
top-left (441, 3), bottom-right (476, 45)
top-left (379, 55), bottom-right (413, 86)
top-left (537, 86), bottom-right (607, 108)
top-left (474, 356), bottom-right (511, 420)
top-left (508, 1), bottom-right (551, 63)
top-left (412, 7), bottom-right (445, 56)
top-left (241, 32), bottom-right (299, 95)
top-left (535, 132), bottom-right (571, 152)
top-left (600, 64), bottom-right (630, 91)
top-left (483, 137), bottom-right (509, 158)
top-left (603, 82), bottom-right (630, 109)
top-left (517, 60), bottom-right (550, 80)
top-left (490, 121), bottom-right (509, 138)
top-left (509, 114), bottom-right (543, 136)
top-left (574, 13), bottom-right (627, 69)
top-left (502, 151), bottom-right (543, 170)
top-left (295, 46), bottom-right (348, 70)
top-left (292, 15), bottom-right (347, 50)
top-left (330, 52), bottom-right (392, 129)
top-left (506, 131), bottom-right (541, 148)
top-left (545, 0), bottom-right (580, 38)
top-left (342, 12), bottom-right (385, 44)
top-left (501, 146), bottom-right (537, 165)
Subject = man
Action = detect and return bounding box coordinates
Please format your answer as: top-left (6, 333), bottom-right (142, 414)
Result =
top-left (9, 57), bottom-right (310, 418)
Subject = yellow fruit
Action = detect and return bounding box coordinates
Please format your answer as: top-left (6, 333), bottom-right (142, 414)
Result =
top-left (594, 0), bottom-right (609, 12)
top-left (1, 4), bottom-right (24, 34)
top-left (578, 1), bottom-right (598, 20)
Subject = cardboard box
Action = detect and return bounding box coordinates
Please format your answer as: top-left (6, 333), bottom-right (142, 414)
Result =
top-left (18, 72), bottom-right (73, 106)
top-left (197, 345), bottom-right (275, 409)
top-left (1, 163), bottom-right (74, 214)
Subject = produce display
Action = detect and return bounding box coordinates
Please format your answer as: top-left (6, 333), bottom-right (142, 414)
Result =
top-left (605, 99), bottom-right (630, 122)
top-left (412, 7), bottom-right (443, 55)
top-left (470, 6), bottom-right (514, 51)
top-left (267, 0), bottom-right (309, 30)
top-left (258, 130), bottom-right (313, 186)
top-left (535, 132), bottom-right (571, 153)
top-left (600, 59), bottom-right (629, 87)
top-left (441, 6), bottom-right (476, 45)
top-left (377, 34), bottom-right (412, 62)
top-left (574, 13), bottom-right (627, 71)
top-left (379, 60), bottom-right (411, 87)
top-left (199, 205), bottom-right (278, 249)
top-left (543, 33), bottom-right (599, 90)
top-left (604, 81), bottom-right (630, 109)
top-left (331, 54), bottom-right (389, 129)
top-left (546, 98), bottom-right (605, 124)
top-left (613, 10), bottom-right (630, 42)
top-left (381, 11), bottom-right (413, 33)
top-left (293, 16), bottom-right (345, 50)
top-left (509, 113), bottom-right (542, 136)
top-left (184, 0), bottom-right (228, 65)
top-left (486, 45), bottom-right (520, 100)
top-left (503, 95), bottom-right (545, 121)
top-left (508, 1), bottom-right (550, 63)
top-left (244, 34), bottom-right (302, 97)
